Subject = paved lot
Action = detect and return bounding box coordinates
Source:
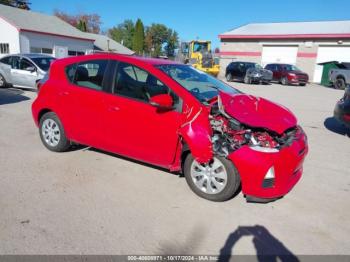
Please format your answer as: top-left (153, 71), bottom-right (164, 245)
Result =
top-left (0, 82), bottom-right (349, 256)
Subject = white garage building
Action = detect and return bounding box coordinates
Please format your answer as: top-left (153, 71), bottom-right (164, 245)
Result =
top-left (0, 4), bottom-right (95, 58)
top-left (219, 21), bottom-right (350, 82)
top-left (0, 5), bottom-right (133, 58)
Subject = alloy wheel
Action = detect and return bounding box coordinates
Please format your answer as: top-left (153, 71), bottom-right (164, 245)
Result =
top-left (190, 158), bottom-right (228, 194)
top-left (41, 119), bottom-right (61, 147)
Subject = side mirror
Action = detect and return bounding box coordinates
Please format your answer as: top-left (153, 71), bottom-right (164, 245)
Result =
top-left (149, 94), bottom-right (174, 110)
top-left (26, 66), bottom-right (36, 72)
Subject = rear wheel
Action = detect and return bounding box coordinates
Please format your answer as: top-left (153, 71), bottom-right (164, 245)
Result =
top-left (335, 78), bottom-right (346, 90)
top-left (184, 154), bottom-right (240, 202)
top-left (299, 83), bottom-right (306, 86)
top-left (226, 73), bottom-right (233, 82)
top-left (39, 112), bottom-right (70, 152)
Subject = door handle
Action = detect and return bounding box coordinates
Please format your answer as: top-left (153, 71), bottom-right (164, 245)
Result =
top-left (59, 91), bottom-right (69, 96)
top-left (108, 106), bottom-right (120, 112)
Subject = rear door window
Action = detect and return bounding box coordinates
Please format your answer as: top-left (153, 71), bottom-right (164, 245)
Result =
top-left (11, 56), bottom-right (20, 69)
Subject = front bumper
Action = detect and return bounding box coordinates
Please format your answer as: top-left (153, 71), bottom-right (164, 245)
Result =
top-left (288, 76), bottom-right (308, 84)
top-left (251, 76), bottom-right (272, 83)
top-left (228, 131), bottom-right (308, 200)
top-left (334, 100), bottom-right (350, 128)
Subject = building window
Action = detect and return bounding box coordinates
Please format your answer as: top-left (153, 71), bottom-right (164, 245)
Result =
top-left (0, 43), bottom-right (9, 54)
top-left (30, 47), bottom-right (53, 54)
top-left (42, 48), bottom-right (53, 54)
top-left (68, 50), bottom-right (85, 56)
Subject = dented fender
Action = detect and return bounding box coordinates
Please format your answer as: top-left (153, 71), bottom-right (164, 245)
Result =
top-left (178, 104), bottom-right (213, 164)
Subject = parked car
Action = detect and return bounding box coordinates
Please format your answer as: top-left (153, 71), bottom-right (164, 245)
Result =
top-left (265, 64), bottom-right (309, 86)
top-left (0, 54), bottom-right (55, 89)
top-left (334, 87), bottom-right (350, 128)
top-left (329, 64), bottom-right (350, 90)
top-left (32, 54), bottom-right (308, 202)
top-left (225, 61), bottom-right (272, 84)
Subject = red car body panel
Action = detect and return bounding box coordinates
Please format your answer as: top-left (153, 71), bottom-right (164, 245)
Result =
top-left (220, 92), bottom-right (297, 135)
top-left (228, 131), bottom-right (307, 198)
top-left (32, 53), bottom-right (308, 201)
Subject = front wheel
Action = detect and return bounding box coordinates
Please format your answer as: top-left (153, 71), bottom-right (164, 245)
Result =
top-left (39, 112), bottom-right (71, 152)
top-left (244, 75), bottom-right (251, 84)
top-left (184, 154), bottom-right (241, 202)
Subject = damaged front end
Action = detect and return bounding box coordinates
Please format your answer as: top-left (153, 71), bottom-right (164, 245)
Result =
top-left (210, 95), bottom-right (303, 158)
top-left (208, 92), bottom-right (308, 201)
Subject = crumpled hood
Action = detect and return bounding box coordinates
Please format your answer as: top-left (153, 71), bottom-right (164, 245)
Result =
top-left (219, 91), bottom-right (297, 134)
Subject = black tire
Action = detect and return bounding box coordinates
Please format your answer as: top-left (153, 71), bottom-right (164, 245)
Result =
top-left (226, 72), bottom-right (233, 82)
top-left (39, 112), bottom-right (70, 152)
top-left (184, 154), bottom-right (241, 202)
top-left (335, 78), bottom-right (346, 90)
top-left (281, 77), bottom-right (288, 85)
top-left (0, 74), bottom-right (7, 88)
top-left (299, 83), bottom-right (306, 86)
top-left (244, 75), bottom-right (251, 84)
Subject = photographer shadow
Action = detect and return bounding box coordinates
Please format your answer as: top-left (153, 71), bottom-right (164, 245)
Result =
top-left (218, 225), bottom-right (299, 262)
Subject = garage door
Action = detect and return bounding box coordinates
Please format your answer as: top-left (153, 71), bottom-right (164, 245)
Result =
top-left (313, 46), bottom-right (350, 83)
top-left (261, 46), bottom-right (298, 67)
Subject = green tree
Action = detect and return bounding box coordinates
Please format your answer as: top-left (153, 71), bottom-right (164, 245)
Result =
top-left (132, 19), bottom-right (145, 55)
top-left (0, 0), bottom-right (30, 9)
top-left (76, 19), bottom-right (88, 32)
top-left (145, 23), bottom-right (169, 57)
top-left (54, 10), bottom-right (101, 33)
top-left (108, 19), bottom-right (135, 50)
top-left (165, 29), bottom-right (179, 58)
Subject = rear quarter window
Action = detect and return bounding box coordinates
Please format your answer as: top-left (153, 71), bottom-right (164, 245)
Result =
top-left (65, 60), bottom-right (108, 91)
top-left (65, 63), bottom-right (77, 83)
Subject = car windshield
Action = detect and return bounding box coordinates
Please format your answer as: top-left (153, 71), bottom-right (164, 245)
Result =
top-left (157, 64), bottom-right (240, 103)
top-left (246, 63), bottom-right (262, 69)
top-left (31, 57), bottom-right (56, 71)
top-left (283, 64), bottom-right (300, 71)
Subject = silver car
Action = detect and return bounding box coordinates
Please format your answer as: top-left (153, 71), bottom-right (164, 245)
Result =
top-left (0, 54), bottom-right (55, 89)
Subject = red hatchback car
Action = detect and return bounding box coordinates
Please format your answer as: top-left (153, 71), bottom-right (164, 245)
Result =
top-left (32, 54), bottom-right (308, 202)
top-left (265, 64), bottom-right (309, 86)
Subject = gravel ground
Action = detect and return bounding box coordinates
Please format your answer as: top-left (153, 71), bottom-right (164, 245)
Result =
top-left (0, 82), bottom-right (349, 257)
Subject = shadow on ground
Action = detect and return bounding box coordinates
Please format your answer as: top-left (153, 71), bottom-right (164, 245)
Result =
top-left (324, 117), bottom-right (350, 137)
top-left (0, 88), bottom-right (30, 105)
top-left (218, 225), bottom-right (299, 262)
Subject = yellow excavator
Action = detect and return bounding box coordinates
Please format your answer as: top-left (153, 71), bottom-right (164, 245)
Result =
top-left (178, 40), bottom-right (220, 77)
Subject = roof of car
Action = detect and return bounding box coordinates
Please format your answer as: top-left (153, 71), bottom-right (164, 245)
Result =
top-left (55, 53), bottom-right (182, 66)
top-left (19, 53), bottom-right (56, 59)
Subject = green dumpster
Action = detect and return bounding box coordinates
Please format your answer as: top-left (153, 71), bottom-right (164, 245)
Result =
top-left (318, 61), bottom-right (341, 86)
